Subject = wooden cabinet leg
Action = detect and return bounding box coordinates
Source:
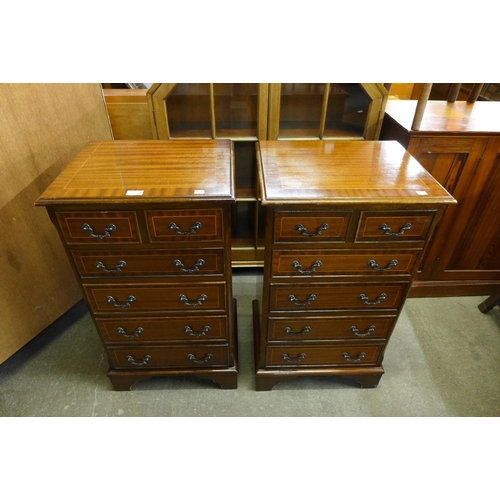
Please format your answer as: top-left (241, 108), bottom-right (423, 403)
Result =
top-left (108, 373), bottom-right (152, 391)
top-left (478, 289), bottom-right (500, 313)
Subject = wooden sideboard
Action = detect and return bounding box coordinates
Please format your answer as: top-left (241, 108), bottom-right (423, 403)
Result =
top-left (36, 140), bottom-right (238, 391)
top-left (254, 140), bottom-right (455, 390)
top-left (381, 100), bottom-right (500, 297)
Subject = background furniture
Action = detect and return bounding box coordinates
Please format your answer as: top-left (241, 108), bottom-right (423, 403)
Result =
top-left (254, 140), bottom-right (455, 390)
top-left (103, 83), bottom-right (389, 267)
top-left (0, 83), bottom-right (112, 364)
top-left (381, 100), bottom-right (500, 297)
top-left (36, 140), bottom-right (238, 391)
top-left (478, 286), bottom-right (500, 313)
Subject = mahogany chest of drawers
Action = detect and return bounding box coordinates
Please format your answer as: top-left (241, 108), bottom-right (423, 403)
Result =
top-left (254, 140), bottom-right (455, 390)
top-left (36, 140), bottom-right (238, 390)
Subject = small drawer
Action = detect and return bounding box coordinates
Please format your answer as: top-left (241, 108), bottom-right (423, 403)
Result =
top-left (96, 315), bottom-right (228, 343)
top-left (72, 248), bottom-right (225, 278)
top-left (272, 249), bottom-right (421, 277)
top-left (355, 210), bottom-right (436, 243)
top-left (146, 209), bottom-right (223, 242)
top-left (269, 282), bottom-right (409, 312)
top-left (268, 315), bottom-right (397, 341)
top-left (56, 211), bottom-right (140, 244)
top-left (108, 345), bottom-right (229, 369)
top-left (84, 283), bottom-right (226, 313)
top-left (266, 344), bottom-right (384, 367)
top-left (274, 210), bottom-right (351, 243)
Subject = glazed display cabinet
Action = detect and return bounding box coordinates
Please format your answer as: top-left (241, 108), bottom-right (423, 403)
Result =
top-left (104, 83), bottom-right (389, 267)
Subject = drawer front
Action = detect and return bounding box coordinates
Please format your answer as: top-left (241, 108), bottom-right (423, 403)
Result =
top-left (72, 248), bottom-right (224, 278)
top-left (146, 209), bottom-right (223, 242)
top-left (56, 211), bottom-right (140, 244)
top-left (96, 315), bottom-right (228, 343)
top-left (266, 344), bottom-right (384, 367)
top-left (268, 315), bottom-right (397, 341)
top-left (270, 283), bottom-right (408, 312)
top-left (355, 210), bottom-right (436, 243)
top-left (274, 211), bottom-right (351, 243)
top-left (84, 283), bottom-right (226, 313)
top-left (272, 249), bottom-right (420, 277)
top-left (108, 345), bottom-right (229, 369)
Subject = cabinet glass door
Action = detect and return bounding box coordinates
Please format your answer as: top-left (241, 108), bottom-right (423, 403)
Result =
top-left (269, 83), bottom-right (386, 140)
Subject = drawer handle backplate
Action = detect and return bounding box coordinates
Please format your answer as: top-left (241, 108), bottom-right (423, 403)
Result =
top-left (284, 326), bottom-right (311, 336)
top-left (188, 353), bottom-right (213, 364)
top-left (179, 294), bottom-right (208, 307)
top-left (378, 222), bottom-right (412, 237)
top-left (294, 223), bottom-right (328, 237)
top-left (126, 354), bottom-right (151, 366)
top-left (282, 353), bottom-right (306, 363)
top-left (367, 259), bottom-right (398, 272)
top-left (358, 293), bottom-right (387, 306)
top-left (288, 294), bottom-right (316, 306)
top-left (117, 326), bottom-right (144, 338)
top-left (185, 326), bottom-right (211, 337)
top-left (350, 325), bottom-right (376, 337)
top-left (174, 258), bottom-right (205, 273)
top-left (82, 223), bottom-right (116, 239)
top-left (291, 260), bottom-right (322, 274)
top-left (168, 221), bottom-right (202, 235)
top-left (342, 352), bottom-right (366, 362)
top-left (95, 260), bottom-right (127, 273)
top-left (107, 295), bottom-right (136, 308)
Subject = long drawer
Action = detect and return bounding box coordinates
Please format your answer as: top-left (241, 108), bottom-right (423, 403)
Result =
top-left (72, 248), bottom-right (224, 278)
top-left (84, 282), bottom-right (227, 313)
top-left (269, 283), bottom-right (409, 312)
top-left (266, 344), bottom-right (384, 367)
top-left (108, 345), bottom-right (229, 369)
top-left (271, 249), bottom-right (420, 277)
top-left (267, 315), bottom-right (397, 341)
top-left (96, 315), bottom-right (228, 343)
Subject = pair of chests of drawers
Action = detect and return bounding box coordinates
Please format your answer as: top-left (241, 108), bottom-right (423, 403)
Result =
top-left (263, 208), bottom-right (436, 368)
top-left (55, 207), bottom-right (231, 369)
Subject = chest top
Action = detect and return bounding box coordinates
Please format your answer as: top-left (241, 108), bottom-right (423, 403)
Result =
top-left (36, 139), bottom-right (235, 206)
top-left (257, 140), bottom-right (455, 206)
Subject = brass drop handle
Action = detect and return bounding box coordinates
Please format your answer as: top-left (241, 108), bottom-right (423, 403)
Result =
top-left (284, 326), bottom-right (311, 336)
top-left (117, 326), bottom-right (144, 338)
top-left (358, 293), bottom-right (387, 306)
top-left (282, 353), bottom-right (306, 363)
top-left (95, 260), bottom-right (127, 273)
top-left (288, 294), bottom-right (317, 306)
top-left (185, 326), bottom-right (211, 337)
top-left (168, 221), bottom-right (202, 235)
top-left (291, 260), bottom-right (322, 274)
top-left (107, 295), bottom-right (136, 308)
top-left (294, 223), bottom-right (329, 237)
top-left (126, 355), bottom-right (151, 366)
top-left (378, 222), bottom-right (412, 236)
top-left (342, 352), bottom-right (366, 362)
top-left (350, 325), bottom-right (376, 337)
top-left (367, 259), bottom-right (398, 271)
top-left (179, 294), bottom-right (208, 307)
top-left (188, 353), bottom-right (213, 364)
top-left (174, 258), bottom-right (205, 273)
top-left (82, 223), bottom-right (116, 239)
